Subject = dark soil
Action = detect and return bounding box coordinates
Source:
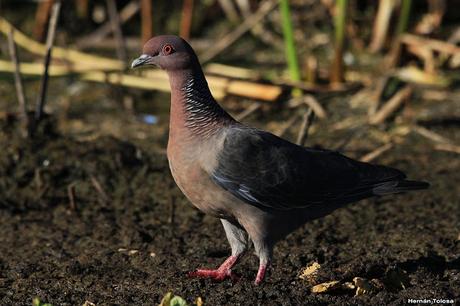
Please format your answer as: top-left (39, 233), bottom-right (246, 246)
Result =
top-left (0, 116), bottom-right (459, 306)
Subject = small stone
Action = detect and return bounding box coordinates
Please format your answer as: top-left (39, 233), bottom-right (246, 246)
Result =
top-left (342, 281), bottom-right (355, 290)
top-left (353, 277), bottom-right (374, 296)
top-left (311, 280), bottom-right (341, 293)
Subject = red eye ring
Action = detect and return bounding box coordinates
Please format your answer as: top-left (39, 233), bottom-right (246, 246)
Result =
top-left (163, 44), bottom-right (174, 55)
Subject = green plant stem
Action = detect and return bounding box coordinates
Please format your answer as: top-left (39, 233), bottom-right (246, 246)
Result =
top-left (396, 0), bottom-right (411, 36)
top-left (279, 0), bottom-right (301, 95)
top-left (334, 0), bottom-right (347, 47)
top-left (386, 0), bottom-right (411, 67)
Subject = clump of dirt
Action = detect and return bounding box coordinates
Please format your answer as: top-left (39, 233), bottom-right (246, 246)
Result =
top-left (0, 116), bottom-right (459, 305)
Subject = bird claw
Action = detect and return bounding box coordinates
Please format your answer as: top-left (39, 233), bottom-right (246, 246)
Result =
top-left (188, 268), bottom-right (240, 282)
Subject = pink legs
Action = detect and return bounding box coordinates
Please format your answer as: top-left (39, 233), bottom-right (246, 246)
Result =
top-left (188, 255), bottom-right (240, 281)
top-left (189, 255), bottom-right (270, 284)
top-left (254, 262), bottom-right (269, 285)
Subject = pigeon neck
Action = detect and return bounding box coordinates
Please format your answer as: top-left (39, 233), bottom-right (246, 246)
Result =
top-left (168, 67), bottom-right (233, 138)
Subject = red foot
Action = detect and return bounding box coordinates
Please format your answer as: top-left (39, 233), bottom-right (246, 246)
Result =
top-left (188, 268), bottom-right (240, 281)
top-left (254, 263), bottom-right (268, 285)
top-left (188, 255), bottom-right (240, 282)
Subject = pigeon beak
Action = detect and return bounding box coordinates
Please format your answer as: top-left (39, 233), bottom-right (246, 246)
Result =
top-left (131, 54), bottom-right (155, 69)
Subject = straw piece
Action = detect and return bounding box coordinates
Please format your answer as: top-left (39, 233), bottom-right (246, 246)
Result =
top-left (369, 85), bottom-right (412, 125)
top-left (359, 143), bottom-right (393, 162)
top-left (0, 17), bottom-right (123, 70)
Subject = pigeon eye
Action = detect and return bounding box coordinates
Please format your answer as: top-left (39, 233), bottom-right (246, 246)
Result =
top-left (162, 44), bottom-right (174, 55)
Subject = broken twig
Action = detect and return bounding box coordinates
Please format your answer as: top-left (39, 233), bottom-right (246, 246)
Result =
top-left (67, 183), bottom-right (77, 211)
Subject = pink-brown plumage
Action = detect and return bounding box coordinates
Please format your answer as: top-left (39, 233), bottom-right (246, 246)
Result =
top-left (132, 35), bottom-right (429, 285)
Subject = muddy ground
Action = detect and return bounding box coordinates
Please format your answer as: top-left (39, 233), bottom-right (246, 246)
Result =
top-left (0, 101), bottom-right (459, 306)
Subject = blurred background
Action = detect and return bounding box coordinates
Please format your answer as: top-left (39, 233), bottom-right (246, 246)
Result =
top-left (0, 0), bottom-right (459, 305)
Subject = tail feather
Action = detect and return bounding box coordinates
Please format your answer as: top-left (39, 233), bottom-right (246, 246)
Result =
top-left (373, 180), bottom-right (430, 195)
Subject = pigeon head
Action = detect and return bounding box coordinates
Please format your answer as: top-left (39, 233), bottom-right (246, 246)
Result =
top-left (131, 35), bottom-right (198, 71)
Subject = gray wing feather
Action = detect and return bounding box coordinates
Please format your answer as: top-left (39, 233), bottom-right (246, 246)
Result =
top-left (211, 126), bottom-right (406, 210)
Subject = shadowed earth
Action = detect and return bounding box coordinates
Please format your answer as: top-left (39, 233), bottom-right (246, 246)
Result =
top-left (0, 116), bottom-right (458, 305)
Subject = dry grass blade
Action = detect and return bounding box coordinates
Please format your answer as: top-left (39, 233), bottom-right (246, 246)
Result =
top-left (369, 85), bottom-right (412, 125)
top-left (412, 125), bottom-right (452, 144)
top-left (296, 108), bottom-right (315, 146)
top-left (34, 0), bottom-right (61, 123)
top-left (395, 66), bottom-right (450, 87)
top-left (303, 95), bottom-right (326, 119)
top-left (7, 27), bottom-right (29, 136)
top-left (434, 143), bottom-right (460, 154)
top-left (359, 143), bottom-right (393, 162)
top-left (400, 33), bottom-right (460, 55)
top-left (205, 63), bottom-right (260, 79)
top-left (200, 0), bottom-right (277, 63)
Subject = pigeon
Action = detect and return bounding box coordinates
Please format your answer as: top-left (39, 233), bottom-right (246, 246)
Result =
top-left (131, 35), bottom-right (429, 285)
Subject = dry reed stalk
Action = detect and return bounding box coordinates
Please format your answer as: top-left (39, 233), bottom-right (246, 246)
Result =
top-left (141, 0), bottom-right (153, 44)
top-left (0, 17), bottom-right (124, 70)
top-left (106, 0), bottom-right (127, 63)
top-left (34, 1), bottom-right (61, 123)
top-left (7, 27), bottom-right (29, 136)
top-left (180, 0), bottom-right (194, 40)
top-left (34, 0), bottom-right (54, 41)
top-left (369, 0), bottom-right (395, 53)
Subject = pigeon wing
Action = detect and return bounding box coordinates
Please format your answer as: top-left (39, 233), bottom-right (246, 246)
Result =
top-left (211, 127), bottom-right (405, 210)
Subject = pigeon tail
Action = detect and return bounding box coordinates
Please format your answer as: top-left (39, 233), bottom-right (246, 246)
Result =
top-left (373, 180), bottom-right (430, 195)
